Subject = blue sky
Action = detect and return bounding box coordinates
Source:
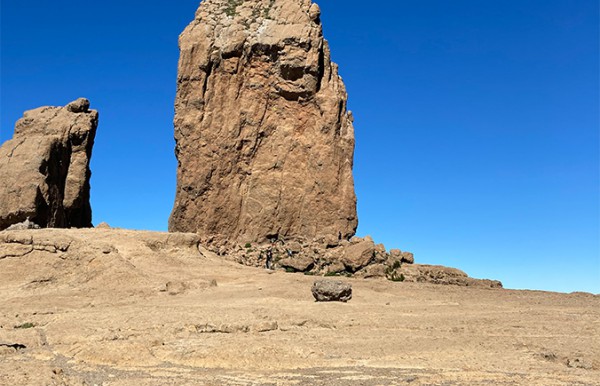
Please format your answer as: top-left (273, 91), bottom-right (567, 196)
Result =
top-left (1, 1), bottom-right (598, 293)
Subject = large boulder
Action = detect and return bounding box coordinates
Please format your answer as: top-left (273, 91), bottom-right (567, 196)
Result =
top-left (0, 99), bottom-right (98, 230)
top-left (342, 238), bottom-right (376, 272)
top-left (311, 279), bottom-right (352, 302)
top-left (169, 0), bottom-right (358, 245)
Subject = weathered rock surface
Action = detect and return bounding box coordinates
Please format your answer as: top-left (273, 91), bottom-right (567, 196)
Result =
top-left (169, 0), bottom-right (357, 245)
top-left (0, 98), bottom-right (98, 230)
top-left (0, 228), bottom-right (598, 385)
top-left (312, 279), bottom-right (352, 302)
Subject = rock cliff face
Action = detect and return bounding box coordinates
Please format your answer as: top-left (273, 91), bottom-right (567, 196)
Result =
top-left (169, 0), bottom-right (357, 245)
top-left (0, 99), bottom-right (98, 230)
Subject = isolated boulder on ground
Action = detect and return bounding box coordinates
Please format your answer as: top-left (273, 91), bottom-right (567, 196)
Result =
top-left (169, 0), bottom-right (357, 245)
top-left (0, 98), bottom-right (98, 230)
top-left (312, 279), bottom-right (352, 302)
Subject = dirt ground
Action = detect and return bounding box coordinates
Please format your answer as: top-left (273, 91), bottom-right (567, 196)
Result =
top-left (0, 229), bottom-right (598, 385)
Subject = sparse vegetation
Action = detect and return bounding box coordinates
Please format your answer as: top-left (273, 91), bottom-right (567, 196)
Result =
top-left (244, 242), bottom-right (252, 248)
top-left (324, 271), bottom-right (352, 277)
top-left (224, 0), bottom-right (243, 17)
top-left (14, 322), bottom-right (35, 329)
top-left (386, 260), bottom-right (405, 282)
top-left (263, 0), bottom-right (276, 19)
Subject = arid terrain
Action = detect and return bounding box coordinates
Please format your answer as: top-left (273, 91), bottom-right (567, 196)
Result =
top-left (1, 228), bottom-right (598, 385)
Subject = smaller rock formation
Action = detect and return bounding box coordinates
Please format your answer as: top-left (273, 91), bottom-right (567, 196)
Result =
top-left (0, 99), bottom-right (98, 230)
top-left (225, 236), bottom-right (502, 288)
top-left (312, 280), bottom-right (352, 302)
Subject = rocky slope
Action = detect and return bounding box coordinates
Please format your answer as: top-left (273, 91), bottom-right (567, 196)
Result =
top-left (0, 98), bottom-right (98, 230)
top-left (170, 0), bottom-right (357, 245)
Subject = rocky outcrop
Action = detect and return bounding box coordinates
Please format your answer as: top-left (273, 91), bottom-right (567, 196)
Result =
top-left (169, 0), bottom-right (357, 245)
top-left (226, 236), bottom-right (502, 288)
top-left (0, 99), bottom-right (98, 230)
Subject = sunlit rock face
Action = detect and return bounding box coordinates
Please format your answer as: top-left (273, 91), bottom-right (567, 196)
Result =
top-left (0, 98), bottom-right (98, 230)
top-left (170, 0), bottom-right (357, 245)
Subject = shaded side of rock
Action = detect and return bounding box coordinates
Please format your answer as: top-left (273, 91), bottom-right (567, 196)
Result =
top-left (0, 99), bottom-right (98, 230)
top-left (312, 279), bottom-right (352, 302)
top-left (169, 0), bottom-right (357, 245)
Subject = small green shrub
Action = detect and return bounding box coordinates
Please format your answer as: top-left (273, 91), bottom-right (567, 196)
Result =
top-left (224, 0), bottom-right (243, 17)
top-left (285, 267), bottom-right (296, 273)
top-left (244, 242), bottom-right (252, 248)
top-left (15, 322), bottom-right (35, 329)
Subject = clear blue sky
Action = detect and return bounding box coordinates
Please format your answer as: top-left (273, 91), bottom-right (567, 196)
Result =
top-left (1, 1), bottom-right (598, 293)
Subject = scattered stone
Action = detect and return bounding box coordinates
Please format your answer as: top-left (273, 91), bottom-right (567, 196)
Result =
top-left (0, 99), bottom-right (98, 230)
top-left (566, 358), bottom-right (593, 370)
top-left (312, 280), bottom-right (352, 302)
top-left (169, 0), bottom-right (358, 245)
top-left (539, 351), bottom-right (557, 361)
top-left (96, 222), bottom-right (111, 229)
top-left (165, 281), bottom-right (187, 295)
top-left (4, 218), bottom-right (41, 231)
top-left (253, 321), bottom-right (278, 333)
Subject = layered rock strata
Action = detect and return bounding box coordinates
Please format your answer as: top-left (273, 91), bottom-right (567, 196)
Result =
top-left (0, 99), bottom-right (98, 230)
top-left (170, 0), bottom-right (357, 245)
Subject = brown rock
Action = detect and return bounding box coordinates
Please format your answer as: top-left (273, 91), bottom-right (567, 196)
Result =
top-left (169, 0), bottom-right (357, 244)
top-left (279, 255), bottom-right (314, 272)
top-left (312, 279), bottom-right (352, 302)
top-left (342, 238), bottom-right (375, 272)
top-left (390, 249), bottom-right (415, 265)
top-left (0, 99), bottom-right (98, 230)
top-left (358, 264), bottom-right (387, 279)
top-left (401, 264), bottom-right (503, 288)
top-left (401, 251), bottom-right (415, 264)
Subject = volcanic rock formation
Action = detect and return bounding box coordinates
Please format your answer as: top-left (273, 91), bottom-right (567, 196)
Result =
top-left (0, 98), bottom-right (98, 230)
top-left (169, 0), bottom-right (357, 245)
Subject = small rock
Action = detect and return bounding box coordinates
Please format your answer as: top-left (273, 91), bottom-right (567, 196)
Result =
top-left (401, 251), bottom-right (415, 264)
top-left (253, 321), bottom-right (278, 333)
top-left (567, 358), bottom-right (593, 370)
top-left (165, 281), bottom-right (187, 295)
top-left (308, 3), bottom-right (321, 21)
top-left (539, 351), bottom-right (557, 361)
top-left (96, 222), bottom-right (111, 229)
top-left (312, 280), bottom-right (352, 302)
top-left (66, 98), bottom-right (90, 113)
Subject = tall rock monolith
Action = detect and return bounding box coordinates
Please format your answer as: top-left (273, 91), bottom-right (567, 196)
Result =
top-left (169, 0), bottom-right (358, 245)
top-left (0, 98), bottom-right (98, 230)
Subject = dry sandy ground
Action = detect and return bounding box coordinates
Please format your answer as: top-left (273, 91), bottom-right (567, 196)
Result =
top-left (0, 229), bottom-right (598, 385)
